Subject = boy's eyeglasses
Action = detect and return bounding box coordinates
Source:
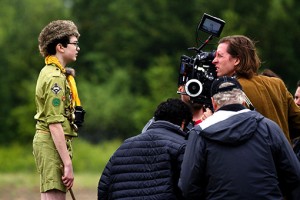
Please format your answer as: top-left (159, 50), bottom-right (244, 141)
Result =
top-left (68, 42), bottom-right (79, 48)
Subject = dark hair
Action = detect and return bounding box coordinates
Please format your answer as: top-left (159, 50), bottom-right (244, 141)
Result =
top-left (154, 98), bottom-right (192, 128)
top-left (297, 80), bottom-right (300, 87)
top-left (219, 35), bottom-right (261, 79)
top-left (45, 36), bottom-right (70, 56)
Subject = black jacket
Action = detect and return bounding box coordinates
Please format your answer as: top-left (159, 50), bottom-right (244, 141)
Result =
top-left (98, 120), bottom-right (187, 200)
top-left (179, 104), bottom-right (300, 200)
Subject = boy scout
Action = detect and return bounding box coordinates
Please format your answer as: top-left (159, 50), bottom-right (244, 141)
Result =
top-left (33, 20), bottom-right (82, 200)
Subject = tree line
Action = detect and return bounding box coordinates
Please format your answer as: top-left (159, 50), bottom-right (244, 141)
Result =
top-left (1, 0), bottom-right (300, 145)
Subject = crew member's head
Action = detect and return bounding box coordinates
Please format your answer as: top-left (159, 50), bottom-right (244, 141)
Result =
top-left (154, 98), bottom-right (193, 130)
top-left (211, 76), bottom-right (246, 111)
top-left (212, 35), bottom-right (261, 79)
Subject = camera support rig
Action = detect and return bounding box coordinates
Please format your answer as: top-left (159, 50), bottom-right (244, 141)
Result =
top-left (177, 13), bottom-right (225, 108)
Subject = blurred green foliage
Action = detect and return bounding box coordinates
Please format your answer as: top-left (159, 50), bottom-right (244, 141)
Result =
top-left (0, 139), bottom-right (121, 172)
top-left (72, 138), bottom-right (122, 172)
top-left (1, 0), bottom-right (300, 145)
top-left (0, 143), bottom-right (36, 172)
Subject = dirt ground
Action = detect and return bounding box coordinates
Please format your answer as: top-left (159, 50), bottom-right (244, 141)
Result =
top-left (0, 186), bottom-right (97, 200)
top-left (0, 173), bottom-right (98, 200)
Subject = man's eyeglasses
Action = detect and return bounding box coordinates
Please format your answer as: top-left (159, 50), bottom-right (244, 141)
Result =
top-left (68, 42), bottom-right (79, 48)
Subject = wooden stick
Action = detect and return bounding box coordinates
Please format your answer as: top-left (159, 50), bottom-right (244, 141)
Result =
top-left (69, 188), bottom-right (76, 200)
top-left (60, 165), bottom-right (76, 200)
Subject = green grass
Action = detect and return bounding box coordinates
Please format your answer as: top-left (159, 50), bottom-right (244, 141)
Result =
top-left (0, 172), bottom-right (39, 188)
top-left (0, 139), bottom-right (122, 199)
top-left (72, 138), bottom-right (122, 172)
top-left (0, 139), bottom-right (122, 173)
top-left (0, 172), bottom-right (100, 200)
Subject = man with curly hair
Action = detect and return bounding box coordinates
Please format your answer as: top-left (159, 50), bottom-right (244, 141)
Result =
top-left (33, 20), bottom-right (83, 200)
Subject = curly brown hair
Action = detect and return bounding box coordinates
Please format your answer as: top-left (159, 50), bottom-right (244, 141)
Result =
top-left (38, 20), bottom-right (80, 57)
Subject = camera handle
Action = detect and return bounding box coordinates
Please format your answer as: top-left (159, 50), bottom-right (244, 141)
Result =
top-left (188, 35), bottom-right (214, 53)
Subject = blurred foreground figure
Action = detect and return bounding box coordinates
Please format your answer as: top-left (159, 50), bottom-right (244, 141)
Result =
top-left (98, 98), bottom-right (192, 200)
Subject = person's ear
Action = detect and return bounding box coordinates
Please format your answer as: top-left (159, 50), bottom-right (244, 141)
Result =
top-left (178, 85), bottom-right (184, 92)
top-left (242, 101), bottom-right (247, 106)
top-left (180, 120), bottom-right (185, 130)
top-left (211, 97), bottom-right (218, 111)
top-left (234, 57), bottom-right (240, 66)
top-left (56, 43), bottom-right (65, 53)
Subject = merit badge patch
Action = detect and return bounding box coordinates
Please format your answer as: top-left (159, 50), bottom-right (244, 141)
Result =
top-left (51, 83), bottom-right (62, 95)
top-left (52, 98), bottom-right (61, 107)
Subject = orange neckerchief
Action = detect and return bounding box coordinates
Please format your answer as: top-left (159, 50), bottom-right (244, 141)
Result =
top-left (45, 55), bottom-right (81, 107)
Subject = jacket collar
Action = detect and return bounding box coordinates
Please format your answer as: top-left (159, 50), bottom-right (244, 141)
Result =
top-left (218, 104), bottom-right (247, 112)
top-left (147, 120), bottom-right (187, 137)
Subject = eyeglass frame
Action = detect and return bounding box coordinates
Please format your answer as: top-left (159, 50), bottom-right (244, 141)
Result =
top-left (67, 41), bottom-right (80, 48)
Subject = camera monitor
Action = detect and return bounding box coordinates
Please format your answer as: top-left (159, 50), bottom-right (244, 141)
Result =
top-left (198, 13), bottom-right (225, 37)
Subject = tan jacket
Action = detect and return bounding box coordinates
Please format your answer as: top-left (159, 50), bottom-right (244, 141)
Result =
top-left (238, 75), bottom-right (300, 142)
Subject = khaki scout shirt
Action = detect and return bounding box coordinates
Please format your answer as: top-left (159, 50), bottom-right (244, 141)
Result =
top-left (34, 64), bottom-right (77, 137)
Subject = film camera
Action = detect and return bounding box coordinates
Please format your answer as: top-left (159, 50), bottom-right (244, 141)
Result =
top-left (178, 13), bottom-right (225, 108)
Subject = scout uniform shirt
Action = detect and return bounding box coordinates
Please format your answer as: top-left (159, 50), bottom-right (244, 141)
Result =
top-left (34, 64), bottom-right (77, 137)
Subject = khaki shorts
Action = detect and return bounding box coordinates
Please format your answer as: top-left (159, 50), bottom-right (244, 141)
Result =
top-left (32, 130), bottom-right (73, 192)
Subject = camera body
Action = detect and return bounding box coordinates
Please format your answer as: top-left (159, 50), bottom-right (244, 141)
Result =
top-left (178, 51), bottom-right (216, 106)
top-left (178, 13), bottom-right (225, 108)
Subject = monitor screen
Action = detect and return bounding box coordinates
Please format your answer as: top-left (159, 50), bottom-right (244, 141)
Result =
top-left (198, 13), bottom-right (225, 37)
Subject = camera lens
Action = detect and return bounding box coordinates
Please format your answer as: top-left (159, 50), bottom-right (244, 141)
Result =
top-left (185, 79), bottom-right (203, 97)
